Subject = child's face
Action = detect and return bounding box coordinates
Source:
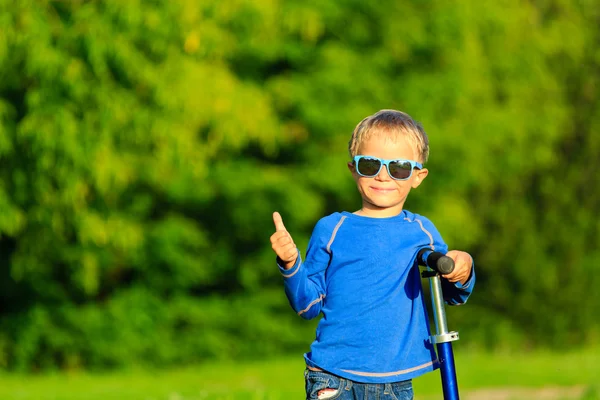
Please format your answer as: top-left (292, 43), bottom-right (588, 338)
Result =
top-left (347, 133), bottom-right (429, 217)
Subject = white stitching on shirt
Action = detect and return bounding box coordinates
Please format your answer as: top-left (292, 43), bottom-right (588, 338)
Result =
top-left (405, 217), bottom-right (435, 250)
top-left (280, 253), bottom-right (301, 278)
top-left (341, 360), bottom-right (434, 377)
top-left (298, 294), bottom-right (325, 316)
top-left (326, 216), bottom-right (346, 254)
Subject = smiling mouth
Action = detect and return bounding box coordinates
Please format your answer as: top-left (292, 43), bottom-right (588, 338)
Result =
top-left (371, 187), bottom-right (395, 192)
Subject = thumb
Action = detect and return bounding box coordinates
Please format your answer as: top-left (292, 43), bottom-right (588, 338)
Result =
top-left (273, 211), bottom-right (287, 232)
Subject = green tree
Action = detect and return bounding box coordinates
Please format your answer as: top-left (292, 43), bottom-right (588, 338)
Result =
top-left (0, 0), bottom-right (598, 371)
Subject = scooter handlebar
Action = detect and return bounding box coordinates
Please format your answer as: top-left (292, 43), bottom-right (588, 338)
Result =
top-left (417, 248), bottom-right (455, 275)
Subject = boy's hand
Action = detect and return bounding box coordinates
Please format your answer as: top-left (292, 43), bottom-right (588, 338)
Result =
top-left (443, 250), bottom-right (473, 285)
top-left (270, 212), bottom-right (298, 270)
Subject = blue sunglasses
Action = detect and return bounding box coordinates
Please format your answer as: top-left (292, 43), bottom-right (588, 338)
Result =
top-left (353, 155), bottom-right (423, 181)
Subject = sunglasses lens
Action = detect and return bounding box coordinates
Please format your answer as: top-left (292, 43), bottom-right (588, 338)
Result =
top-left (389, 160), bottom-right (413, 180)
top-left (357, 157), bottom-right (381, 177)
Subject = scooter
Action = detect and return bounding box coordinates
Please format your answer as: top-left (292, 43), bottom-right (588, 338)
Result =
top-left (417, 249), bottom-right (461, 400)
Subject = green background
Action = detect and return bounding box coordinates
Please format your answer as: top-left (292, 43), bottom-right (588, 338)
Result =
top-left (0, 1), bottom-right (598, 389)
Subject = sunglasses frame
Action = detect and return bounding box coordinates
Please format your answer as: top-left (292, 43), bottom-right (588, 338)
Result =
top-left (352, 155), bottom-right (423, 181)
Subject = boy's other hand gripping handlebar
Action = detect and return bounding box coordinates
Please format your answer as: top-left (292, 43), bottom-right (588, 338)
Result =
top-left (417, 248), bottom-right (455, 275)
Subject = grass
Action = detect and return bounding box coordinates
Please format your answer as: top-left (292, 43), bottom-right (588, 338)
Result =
top-left (0, 348), bottom-right (598, 399)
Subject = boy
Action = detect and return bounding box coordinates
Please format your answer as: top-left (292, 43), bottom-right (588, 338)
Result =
top-left (270, 110), bottom-right (475, 400)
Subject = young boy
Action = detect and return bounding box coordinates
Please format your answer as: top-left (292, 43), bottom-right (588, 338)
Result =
top-left (270, 109), bottom-right (475, 400)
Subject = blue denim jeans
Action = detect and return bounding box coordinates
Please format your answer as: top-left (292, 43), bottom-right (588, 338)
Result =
top-left (305, 369), bottom-right (413, 400)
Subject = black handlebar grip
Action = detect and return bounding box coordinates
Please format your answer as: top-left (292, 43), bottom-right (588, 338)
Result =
top-left (417, 248), bottom-right (455, 275)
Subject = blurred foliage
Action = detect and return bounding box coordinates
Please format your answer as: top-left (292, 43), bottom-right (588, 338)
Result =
top-left (0, 0), bottom-right (598, 370)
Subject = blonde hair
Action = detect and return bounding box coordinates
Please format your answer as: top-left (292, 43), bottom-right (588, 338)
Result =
top-left (348, 109), bottom-right (429, 163)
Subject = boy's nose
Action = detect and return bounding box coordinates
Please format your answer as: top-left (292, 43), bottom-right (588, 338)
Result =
top-left (375, 165), bottom-right (392, 181)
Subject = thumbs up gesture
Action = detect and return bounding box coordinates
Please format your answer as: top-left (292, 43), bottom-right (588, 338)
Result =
top-left (270, 212), bottom-right (298, 270)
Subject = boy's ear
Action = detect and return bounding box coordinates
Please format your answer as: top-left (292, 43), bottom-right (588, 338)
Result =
top-left (347, 161), bottom-right (355, 173)
top-left (411, 168), bottom-right (429, 188)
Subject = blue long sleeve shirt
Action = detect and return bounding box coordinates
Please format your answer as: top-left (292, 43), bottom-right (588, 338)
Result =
top-left (279, 210), bottom-right (475, 383)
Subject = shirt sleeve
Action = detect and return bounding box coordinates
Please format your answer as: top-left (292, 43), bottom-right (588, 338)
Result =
top-left (277, 218), bottom-right (332, 319)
